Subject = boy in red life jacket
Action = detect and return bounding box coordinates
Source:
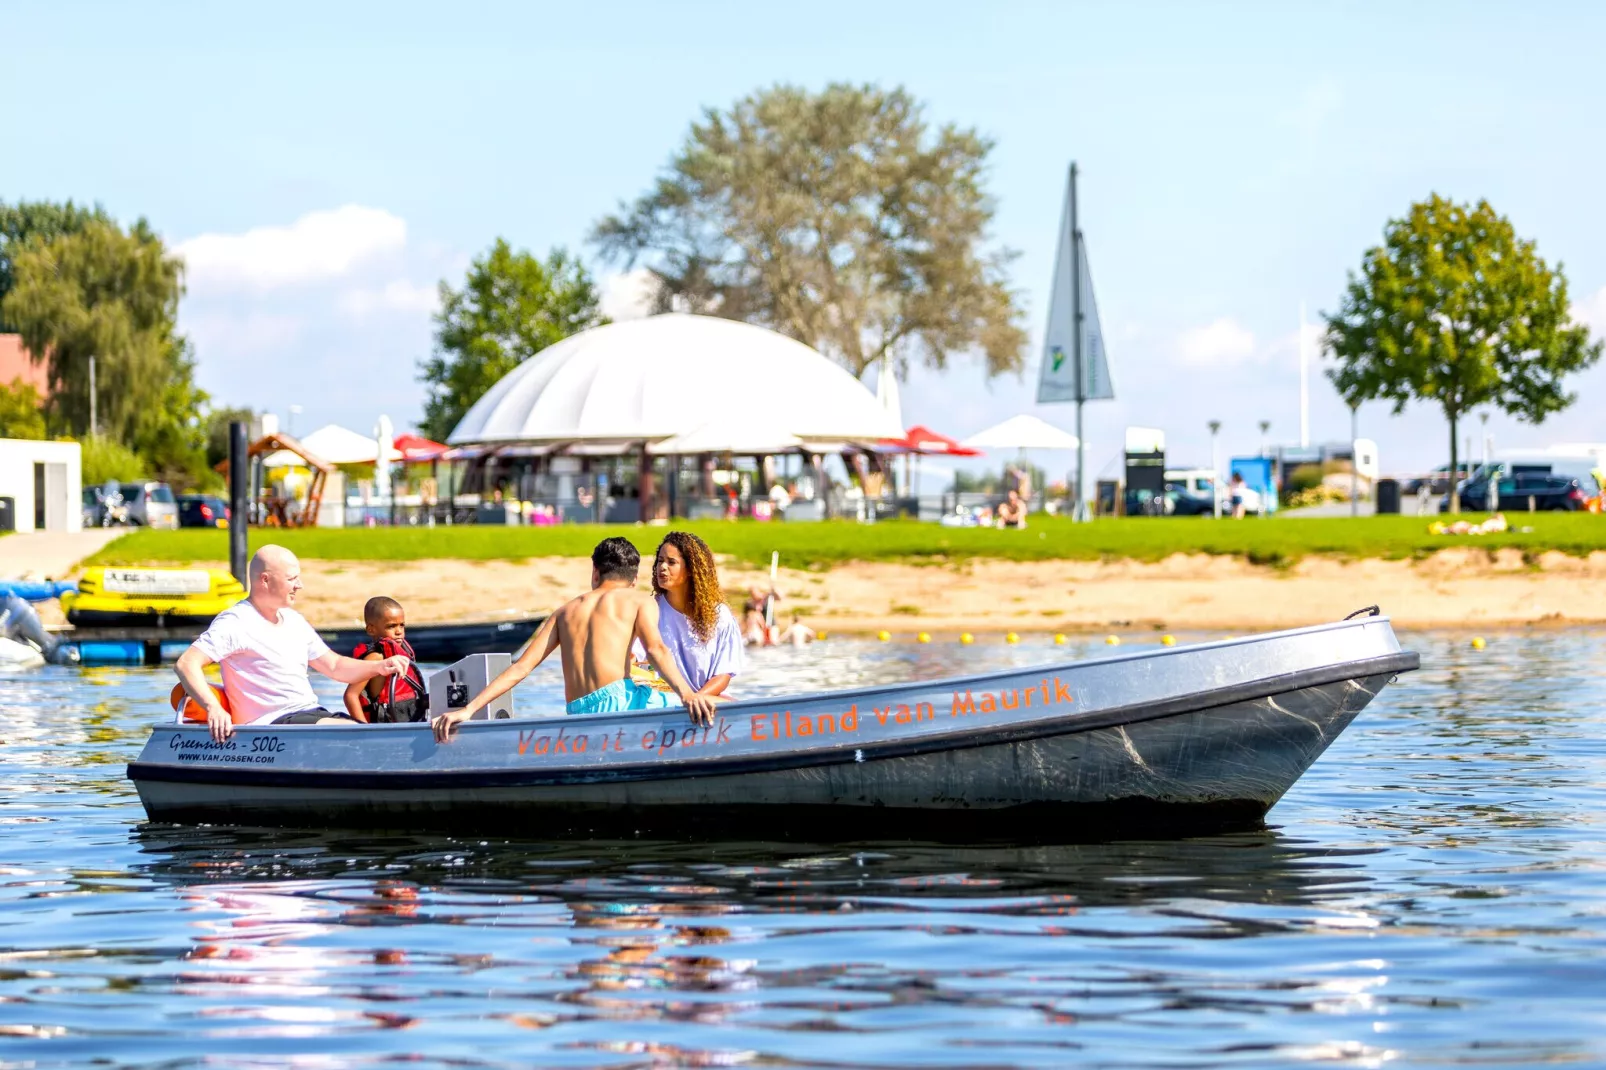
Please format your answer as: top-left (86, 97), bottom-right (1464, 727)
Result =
top-left (344, 596), bottom-right (429, 723)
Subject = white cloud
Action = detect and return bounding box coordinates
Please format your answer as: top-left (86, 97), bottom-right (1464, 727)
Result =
top-left (1178, 318), bottom-right (1257, 366)
top-left (177, 205), bottom-right (407, 291)
top-left (1571, 285), bottom-right (1606, 335)
top-left (600, 268), bottom-right (656, 322)
top-left (339, 279), bottom-right (439, 320)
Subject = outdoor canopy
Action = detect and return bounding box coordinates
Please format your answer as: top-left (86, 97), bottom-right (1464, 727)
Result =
top-left (261, 423), bottom-right (403, 468)
top-left (962, 414), bottom-right (1082, 452)
top-left (447, 313), bottom-right (903, 451)
top-left (884, 424), bottom-right (981, 457)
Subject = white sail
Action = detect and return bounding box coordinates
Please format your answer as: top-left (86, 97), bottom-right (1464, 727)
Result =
top-left (1037, 177), bottom-right (1114, 403)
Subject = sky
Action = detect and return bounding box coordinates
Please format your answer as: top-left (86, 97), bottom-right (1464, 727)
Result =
top-left (6, 0), bottom-right (1606, 485)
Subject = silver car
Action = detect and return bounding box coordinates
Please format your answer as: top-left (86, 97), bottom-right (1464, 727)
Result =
top-left (119, 481), bottom-right (179, 529)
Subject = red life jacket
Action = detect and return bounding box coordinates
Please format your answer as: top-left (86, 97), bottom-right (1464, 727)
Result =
top-left (352, 636), bottom-right (429, 722)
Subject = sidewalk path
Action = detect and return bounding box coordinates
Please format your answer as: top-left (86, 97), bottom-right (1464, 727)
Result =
top-left (0, 529), bottom-right (126, 579)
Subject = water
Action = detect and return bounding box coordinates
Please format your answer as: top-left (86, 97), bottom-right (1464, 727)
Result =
top-left (1, 631), bottom-right (1603, 1067)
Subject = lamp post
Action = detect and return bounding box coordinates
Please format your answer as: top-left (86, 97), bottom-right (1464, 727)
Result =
top-left (1349, 402), bottom-right (1359, 518)
top-left (1208, 420), bottom-right (1222, 519)
top-left (1258, 420), bottom-right (1270, 457)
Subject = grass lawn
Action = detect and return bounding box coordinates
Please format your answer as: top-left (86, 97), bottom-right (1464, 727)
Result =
top-left (86, 512), bottom-right (1606, 570)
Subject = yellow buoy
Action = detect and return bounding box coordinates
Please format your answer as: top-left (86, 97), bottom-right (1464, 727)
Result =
top-left (1161, 635), bottom-right (1176, 646)
top-left (1105, 635), bottom-right (1121, 645)
top-left (917, 632), bottom-right (931, 644)
top-left (877, 630), bottom-right (891, 642)
top-left (1005, 632), bottom-right (1019, 645)
top-left (959, 632), bottom-right (974, 645)
top-left (1471, 636), bottom-right (1486, 649)
top-left (815, 630), bottom-right (828, 641)
top-left (1053, 633), bottom-right (1067, 645)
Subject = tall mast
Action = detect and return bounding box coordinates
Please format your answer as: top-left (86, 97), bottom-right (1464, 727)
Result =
top-left (1071, 163), bottom-right (1086, 522)
top-left (1298, 301), bottom-right (1310, 448)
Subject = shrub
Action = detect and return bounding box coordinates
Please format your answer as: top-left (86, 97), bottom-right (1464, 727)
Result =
top-left (80, 436), bottom-right (144, 486)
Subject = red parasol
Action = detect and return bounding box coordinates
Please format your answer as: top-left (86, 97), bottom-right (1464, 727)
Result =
top-left (393, 432), bottom-right (452, 463)
top-left (884, 424), bottom-right (981, 457)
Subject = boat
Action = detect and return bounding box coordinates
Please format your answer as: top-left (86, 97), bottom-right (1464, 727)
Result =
top-left (62, 567), bottom-right (243, 627)
top-left (127, 612), bottom-right (1418, 837)
top-left (314, 617), bottom-right (544, 663)
top-left (59, 614), bottom-right (546, 666)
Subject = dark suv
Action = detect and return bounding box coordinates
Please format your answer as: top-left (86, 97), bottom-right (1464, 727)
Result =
top-left (178, 494), bottom-right (231, 528)
top-left (1445, 464), bottom-right (1600, 512)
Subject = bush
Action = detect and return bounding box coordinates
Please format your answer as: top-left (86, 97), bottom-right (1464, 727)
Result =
top-left (80, 436), bottom-right (144, 486)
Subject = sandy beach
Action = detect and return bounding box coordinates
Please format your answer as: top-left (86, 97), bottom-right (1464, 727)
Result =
top-left (58, 549), bottom-right (1606, 634)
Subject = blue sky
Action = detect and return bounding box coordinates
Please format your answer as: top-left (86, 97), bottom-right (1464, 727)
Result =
top-left (6, 0), bottom-right (1605, 482)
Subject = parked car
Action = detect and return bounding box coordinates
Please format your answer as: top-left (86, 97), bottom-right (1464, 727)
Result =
top-left (81, 487), bottom-right (103, 528)
top-left (118, 481), bottom-right (179, 529)
top-left (1403, 463), bottom-right (1472, 496)
top-left (1442, 461), bottom-right (1601, 512)
top-left (177, 494), bottom-right (231, 528)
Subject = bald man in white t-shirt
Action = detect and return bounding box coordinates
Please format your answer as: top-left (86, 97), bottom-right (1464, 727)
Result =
top-left (175, 545), bottom-right (410, 742)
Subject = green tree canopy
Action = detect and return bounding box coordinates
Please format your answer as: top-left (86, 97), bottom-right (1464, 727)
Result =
top-left (418, 240), bottom-right (606, 442)
top-left (592, 83), bottom-right (1027, 380)
top-left (0, 199), bottom-right (112, 330)
top-left (0, 379), bottom-right (47, 440)
top-left (1325, 195), bottom-right (1601, 511)
top-left (0, 216), bottom-right (211, 488)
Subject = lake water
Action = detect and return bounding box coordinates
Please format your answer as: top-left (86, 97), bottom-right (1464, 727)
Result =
top-left (1, 631), bottom-right (1603, 1067)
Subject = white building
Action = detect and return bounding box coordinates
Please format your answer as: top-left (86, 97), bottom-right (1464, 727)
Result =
top-left (0, 438), bottom-right (82, 533)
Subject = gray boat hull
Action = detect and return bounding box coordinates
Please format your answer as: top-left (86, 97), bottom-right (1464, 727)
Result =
top-left (128, 617), bottom-right (1417, 836)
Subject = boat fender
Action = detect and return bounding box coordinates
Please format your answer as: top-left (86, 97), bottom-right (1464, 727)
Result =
top-left (169, 681), bottom-right (243, 725)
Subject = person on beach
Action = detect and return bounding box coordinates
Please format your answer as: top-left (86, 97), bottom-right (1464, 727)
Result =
top-left (996, 489), bottom-right (1028, 529)
top-left (343, 596), bottom-right (429, 723)
top-left (1229, 472), bottom-right (1247, 519)
top-left (432, 538), bottom-right (717, 741)
top-left (641, 532), bottom-right (744, 701)
top-left (175, 545), bottom-right (412, 742)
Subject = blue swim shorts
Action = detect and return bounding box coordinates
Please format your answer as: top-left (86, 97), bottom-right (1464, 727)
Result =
top-left (566, 678), bottom-right (679, 715)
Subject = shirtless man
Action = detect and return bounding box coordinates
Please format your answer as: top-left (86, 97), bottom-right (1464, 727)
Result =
top-left (432, 537), bottom-right (717, 741)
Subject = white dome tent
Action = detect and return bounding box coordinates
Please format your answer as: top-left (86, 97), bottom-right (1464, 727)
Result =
top-left (446, 314), bottom-right (904, 521)
top-left (450, 314), bottom-right (900, 447)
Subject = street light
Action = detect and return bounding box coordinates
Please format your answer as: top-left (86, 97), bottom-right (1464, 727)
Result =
top-left (1349, 402), bottom-right (1359, 518)
top-left (1208, 420), bottom-right (1222, 518)
top-left (1258, 420), bottom-right (1270, 457)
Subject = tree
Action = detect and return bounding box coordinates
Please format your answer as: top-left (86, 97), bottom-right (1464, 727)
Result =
top-left (0, 200), bottom-right (112, 330)
top-left (205, 406), bottom-right (256, 471)
top-left (592, 83), bottom-right (1027, 380)
top-left (0, 379), bottom-right (46, 439)
top-left (418, 240), bottom-right (606, 442)
top-left (1325, 195), bottom-right (1601, 512)
top-left (0, 217), bottom-right (212, 488)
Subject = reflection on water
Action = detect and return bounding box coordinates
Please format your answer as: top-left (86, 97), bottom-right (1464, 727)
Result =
top-left (0, 630), bottom-right (1603, 1066)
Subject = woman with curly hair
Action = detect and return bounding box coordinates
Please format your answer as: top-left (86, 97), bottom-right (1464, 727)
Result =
top-left (645, 531), bottom-right (745, 700)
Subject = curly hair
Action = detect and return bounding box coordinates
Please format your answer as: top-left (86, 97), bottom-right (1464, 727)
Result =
top-left (653, 531), bottom-right (723, 643)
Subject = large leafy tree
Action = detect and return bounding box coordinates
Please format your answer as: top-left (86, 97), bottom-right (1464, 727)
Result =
top-left (0, 200), bottom-right (112, 330)
top-left (1, 217), bottom-right (211, 487)
top-left (418, 240), bottom-right (606, 441)
top-left (1325, 195), bottom-right (1600, 512)
top-left (592, 83), bottom-right (1026, 380)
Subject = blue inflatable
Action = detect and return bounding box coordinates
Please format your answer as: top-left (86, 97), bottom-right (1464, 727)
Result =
top-left (0, 580), bottom-right (75, 603)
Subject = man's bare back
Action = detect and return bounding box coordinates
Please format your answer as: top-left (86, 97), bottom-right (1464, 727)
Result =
top-left (432, 538), bottom-right (717, 741)
top-left (550, 584), bottom-right (653, 701)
